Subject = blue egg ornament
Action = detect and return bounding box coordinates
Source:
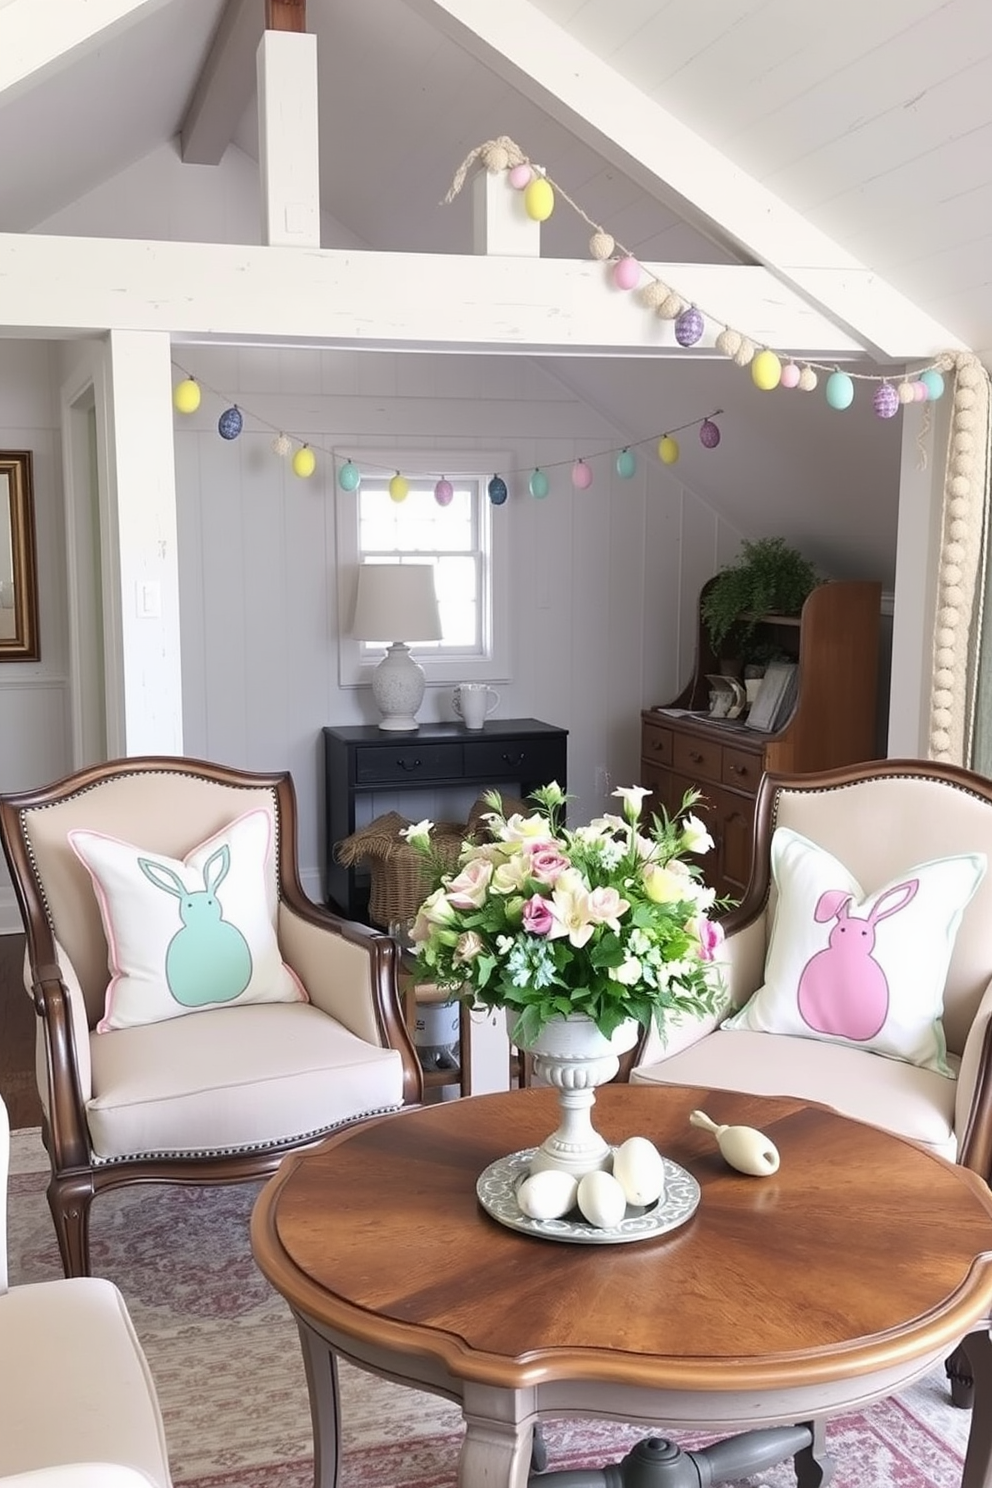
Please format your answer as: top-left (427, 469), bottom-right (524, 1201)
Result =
top-left (488, 475), bottom-right (508, 506)
top-left (338, 460), bottom-right (361, 492)
top-left (529, 469), bottom-right (549, 499)
top-left (218, 405), bottom-right (243, 440)
top-left (615, 449), bottom-right (636, 479)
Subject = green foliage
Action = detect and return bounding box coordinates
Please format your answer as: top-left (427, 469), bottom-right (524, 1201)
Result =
top-left (700, 537), bottom-right (820, 656)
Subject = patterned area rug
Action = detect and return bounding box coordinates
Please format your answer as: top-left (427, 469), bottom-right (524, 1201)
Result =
top-left (7, 1128), bottom-right (972, 1487)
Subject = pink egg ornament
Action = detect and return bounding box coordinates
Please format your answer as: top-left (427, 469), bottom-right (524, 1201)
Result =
top-left (508, 163), bottom-right (532, 190)
top-left (571, 460), bottom-right (593, 490)
top-left (780, 362), bottom-right (802, 390)
top-left (612, 256), bottom-right (640, 291)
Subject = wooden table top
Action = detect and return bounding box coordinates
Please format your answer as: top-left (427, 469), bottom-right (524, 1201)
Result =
top-left (250, 1085), bottom-right (992, 1393)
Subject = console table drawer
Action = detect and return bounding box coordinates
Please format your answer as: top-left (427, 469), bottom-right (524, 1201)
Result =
top-left (641, 718), bottom-right (673, 767)
top-left (354, 743), bottom-right (462, 784)
top-left (673, 734), bottom-right (722, 785)
top-left (722, 746), bottom-right (763, 793)
top-left (465, 738), bottom-right (564, 784)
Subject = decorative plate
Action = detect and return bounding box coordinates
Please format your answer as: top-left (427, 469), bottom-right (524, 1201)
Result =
top-left (476, 1147), bottom-right (701, 1246)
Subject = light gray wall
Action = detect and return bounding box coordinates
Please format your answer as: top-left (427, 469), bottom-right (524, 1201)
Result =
top-left (174, 344), bottom-right (741, 898)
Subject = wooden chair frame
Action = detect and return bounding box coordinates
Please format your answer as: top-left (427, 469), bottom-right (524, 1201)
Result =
top-left (0, 755), bottom-right (423, 1277)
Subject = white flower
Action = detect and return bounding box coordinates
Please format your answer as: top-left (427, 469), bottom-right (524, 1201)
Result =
top-left (613, 785), bottom-right (652, 821)
top-left (401, 819), bottom-right (435, 850)
top-left (681, 813), bottom-right (714, 855)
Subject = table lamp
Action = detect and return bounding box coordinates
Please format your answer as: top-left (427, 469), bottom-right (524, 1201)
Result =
top-left (350, 563), bottom-right (442, 731)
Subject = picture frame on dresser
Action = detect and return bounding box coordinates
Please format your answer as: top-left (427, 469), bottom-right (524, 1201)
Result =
top-left (745, 661), bottom-right (798, 732)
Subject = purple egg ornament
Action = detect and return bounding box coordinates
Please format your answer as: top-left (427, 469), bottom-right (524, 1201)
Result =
top-left (872, 384), bottom-right (899, 420)
top-left (675, 307), bottom-right (704, 347)
top-left (699, 419), bottom-right (721, 449)
top-left (434, 478), bottom-right (454, 506)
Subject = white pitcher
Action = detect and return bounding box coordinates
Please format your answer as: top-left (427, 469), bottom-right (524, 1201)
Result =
top-left (453, 683), bottom-right (499, 729)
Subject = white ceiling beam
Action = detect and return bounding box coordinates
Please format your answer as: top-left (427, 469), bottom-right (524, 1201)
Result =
top-left (409, 0), bottom-right (967, 359)
top-left (0, 0), bottom-right (171, 103)
top-left (0, 233), bottom-right (881, 355)
top-left (181, 0), bottom-right (264, 166)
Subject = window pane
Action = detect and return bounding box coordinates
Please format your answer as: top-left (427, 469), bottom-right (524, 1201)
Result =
top-left (358, 477), bottom-right (485, 655)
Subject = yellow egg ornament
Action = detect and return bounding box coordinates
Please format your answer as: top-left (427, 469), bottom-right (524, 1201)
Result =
top-left (173, 378), bottom-right (201, 414)
top-left (388, 473), bottom-right (410, 503)
top-left (658, 435), bottom-right (680, 466)
top-left (524, 177), bottom-right (555, 222)
top-left (751, 349), bottom-right (783, 391)
top-left (292, 445), bottom-right (316, 479)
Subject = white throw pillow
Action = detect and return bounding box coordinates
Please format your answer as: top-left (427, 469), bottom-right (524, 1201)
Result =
top-left (70, 808), bottom-right (307, 1032)
top-left (722, 827), bottom-right (986, 1075)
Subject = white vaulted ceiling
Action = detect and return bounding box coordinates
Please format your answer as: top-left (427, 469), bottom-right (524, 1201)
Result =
top-left (1, 0), bottom-right (989, 585)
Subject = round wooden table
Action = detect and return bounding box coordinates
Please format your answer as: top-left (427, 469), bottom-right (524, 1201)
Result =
top-left (250, 1085), bottom-right (992, 1488)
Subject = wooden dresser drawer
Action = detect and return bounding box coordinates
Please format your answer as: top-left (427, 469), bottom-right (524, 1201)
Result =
top-left (721, 745), bottom-right (764, 794)
top-left (354, 742), bottom-right (462, 784)
top-left (673, 732), bottom-right (723, 785)
top-left (641, 717), bottom-right (673, 768)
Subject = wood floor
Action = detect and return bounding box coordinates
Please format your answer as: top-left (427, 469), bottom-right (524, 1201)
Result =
top-left (0, 932), bottom-right (42, 1129)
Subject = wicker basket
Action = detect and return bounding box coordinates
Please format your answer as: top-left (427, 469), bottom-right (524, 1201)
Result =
top-left (334, 793), bottom-right (530, 930)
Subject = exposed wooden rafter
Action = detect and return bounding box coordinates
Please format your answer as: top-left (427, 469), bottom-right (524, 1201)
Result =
top-left (265, 0), bottom-right (305, 31)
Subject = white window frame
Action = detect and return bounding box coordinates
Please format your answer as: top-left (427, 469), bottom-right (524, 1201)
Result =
top-left (336, 448), bottom-right (511, 689)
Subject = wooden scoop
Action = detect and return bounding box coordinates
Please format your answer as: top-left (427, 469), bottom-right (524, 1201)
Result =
top-left (689, 1109), bottom-right (780, 1176)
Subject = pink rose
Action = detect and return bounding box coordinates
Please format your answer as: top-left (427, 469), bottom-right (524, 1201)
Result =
top-left (522, 893), bottom-right (555, 936)
top-left (446, 857), bottom-right (493, 909)
top-left (528, 845), bottom-right (571, 884)
top-left (694, 916), bottom-right (724, 961)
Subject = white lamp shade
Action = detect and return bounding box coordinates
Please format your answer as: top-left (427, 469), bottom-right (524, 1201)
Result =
top-left (350, 564), bottom-right (442, 644)
top-left (350, 564), bottom-right (442, 731)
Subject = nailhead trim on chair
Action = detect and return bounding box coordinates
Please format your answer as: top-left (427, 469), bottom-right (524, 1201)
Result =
top-left (88, 1104), bottom-right (404, 1165)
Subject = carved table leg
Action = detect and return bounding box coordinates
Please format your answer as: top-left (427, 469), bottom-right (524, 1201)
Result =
top-left (962, 1329), bottom-right (992, 1488)
top-left (947, 1341), bottom-right (976, 1409)
top-left (461, 1385), bottom-right (534, 1488)
top-left (294, 1317), bottom-right (342, 1488)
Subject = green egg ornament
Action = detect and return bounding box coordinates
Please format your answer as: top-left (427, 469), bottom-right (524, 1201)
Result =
top-left (825, 371), bottom-right (855, 410)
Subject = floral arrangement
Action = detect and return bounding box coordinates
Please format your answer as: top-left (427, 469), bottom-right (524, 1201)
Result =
top-left (402, 783), bottom-right (727, 1046)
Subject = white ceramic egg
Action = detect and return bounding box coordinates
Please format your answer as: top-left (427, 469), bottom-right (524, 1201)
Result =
top-left (612, 1135), bottom-right (666, 1207)
top-left (576, 1170), bottom-right (628, 1229)
top-left (516, 1169), bottom-right (579, 1221)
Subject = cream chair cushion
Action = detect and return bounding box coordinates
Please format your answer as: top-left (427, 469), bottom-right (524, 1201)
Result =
top-left (86, 1002), bottom-right (404, 1160)
top-left (0, 1281), bottom-right (171, 1484)
top-left (632, 1030), bottom-right (959, 1159)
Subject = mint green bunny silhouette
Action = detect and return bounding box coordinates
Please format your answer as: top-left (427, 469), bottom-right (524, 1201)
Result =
top-left (139, 844), bottom-right (252, 1007)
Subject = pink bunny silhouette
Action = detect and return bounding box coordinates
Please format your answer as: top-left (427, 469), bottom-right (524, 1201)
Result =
top-left (796, 878), bottom-right (919, 1040)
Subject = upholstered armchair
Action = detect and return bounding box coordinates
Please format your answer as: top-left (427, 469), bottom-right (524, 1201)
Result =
top-left (0, 755), bottom-right (423, 1279)
top-left (631, 757), bottom-right (992, 1405)
top-left (0, 1095), bottom-right (171, 1484)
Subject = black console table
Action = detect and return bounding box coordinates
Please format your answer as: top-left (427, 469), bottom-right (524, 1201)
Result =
top-left (322, 718), bottom-right (568, 919)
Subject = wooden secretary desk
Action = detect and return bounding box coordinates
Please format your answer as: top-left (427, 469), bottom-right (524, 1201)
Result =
top-left (641, 579), bottom-right (882, 902)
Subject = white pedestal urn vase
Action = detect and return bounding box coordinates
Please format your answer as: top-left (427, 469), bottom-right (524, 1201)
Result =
top-left (515, 1012), bottom-right (641, 1178)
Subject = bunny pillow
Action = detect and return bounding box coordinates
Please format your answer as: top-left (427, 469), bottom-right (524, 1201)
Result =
top-left (723, 827), bottom-right (986, 1074)
top-left (70, 809), bottom-right (307, 1031)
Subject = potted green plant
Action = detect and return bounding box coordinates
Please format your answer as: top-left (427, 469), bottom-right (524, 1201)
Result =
top-left (700, 537), bottom-right (820, 662)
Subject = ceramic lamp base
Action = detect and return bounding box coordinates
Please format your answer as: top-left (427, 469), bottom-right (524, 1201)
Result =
top-left (371, 642), bottom-right (426, 730)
